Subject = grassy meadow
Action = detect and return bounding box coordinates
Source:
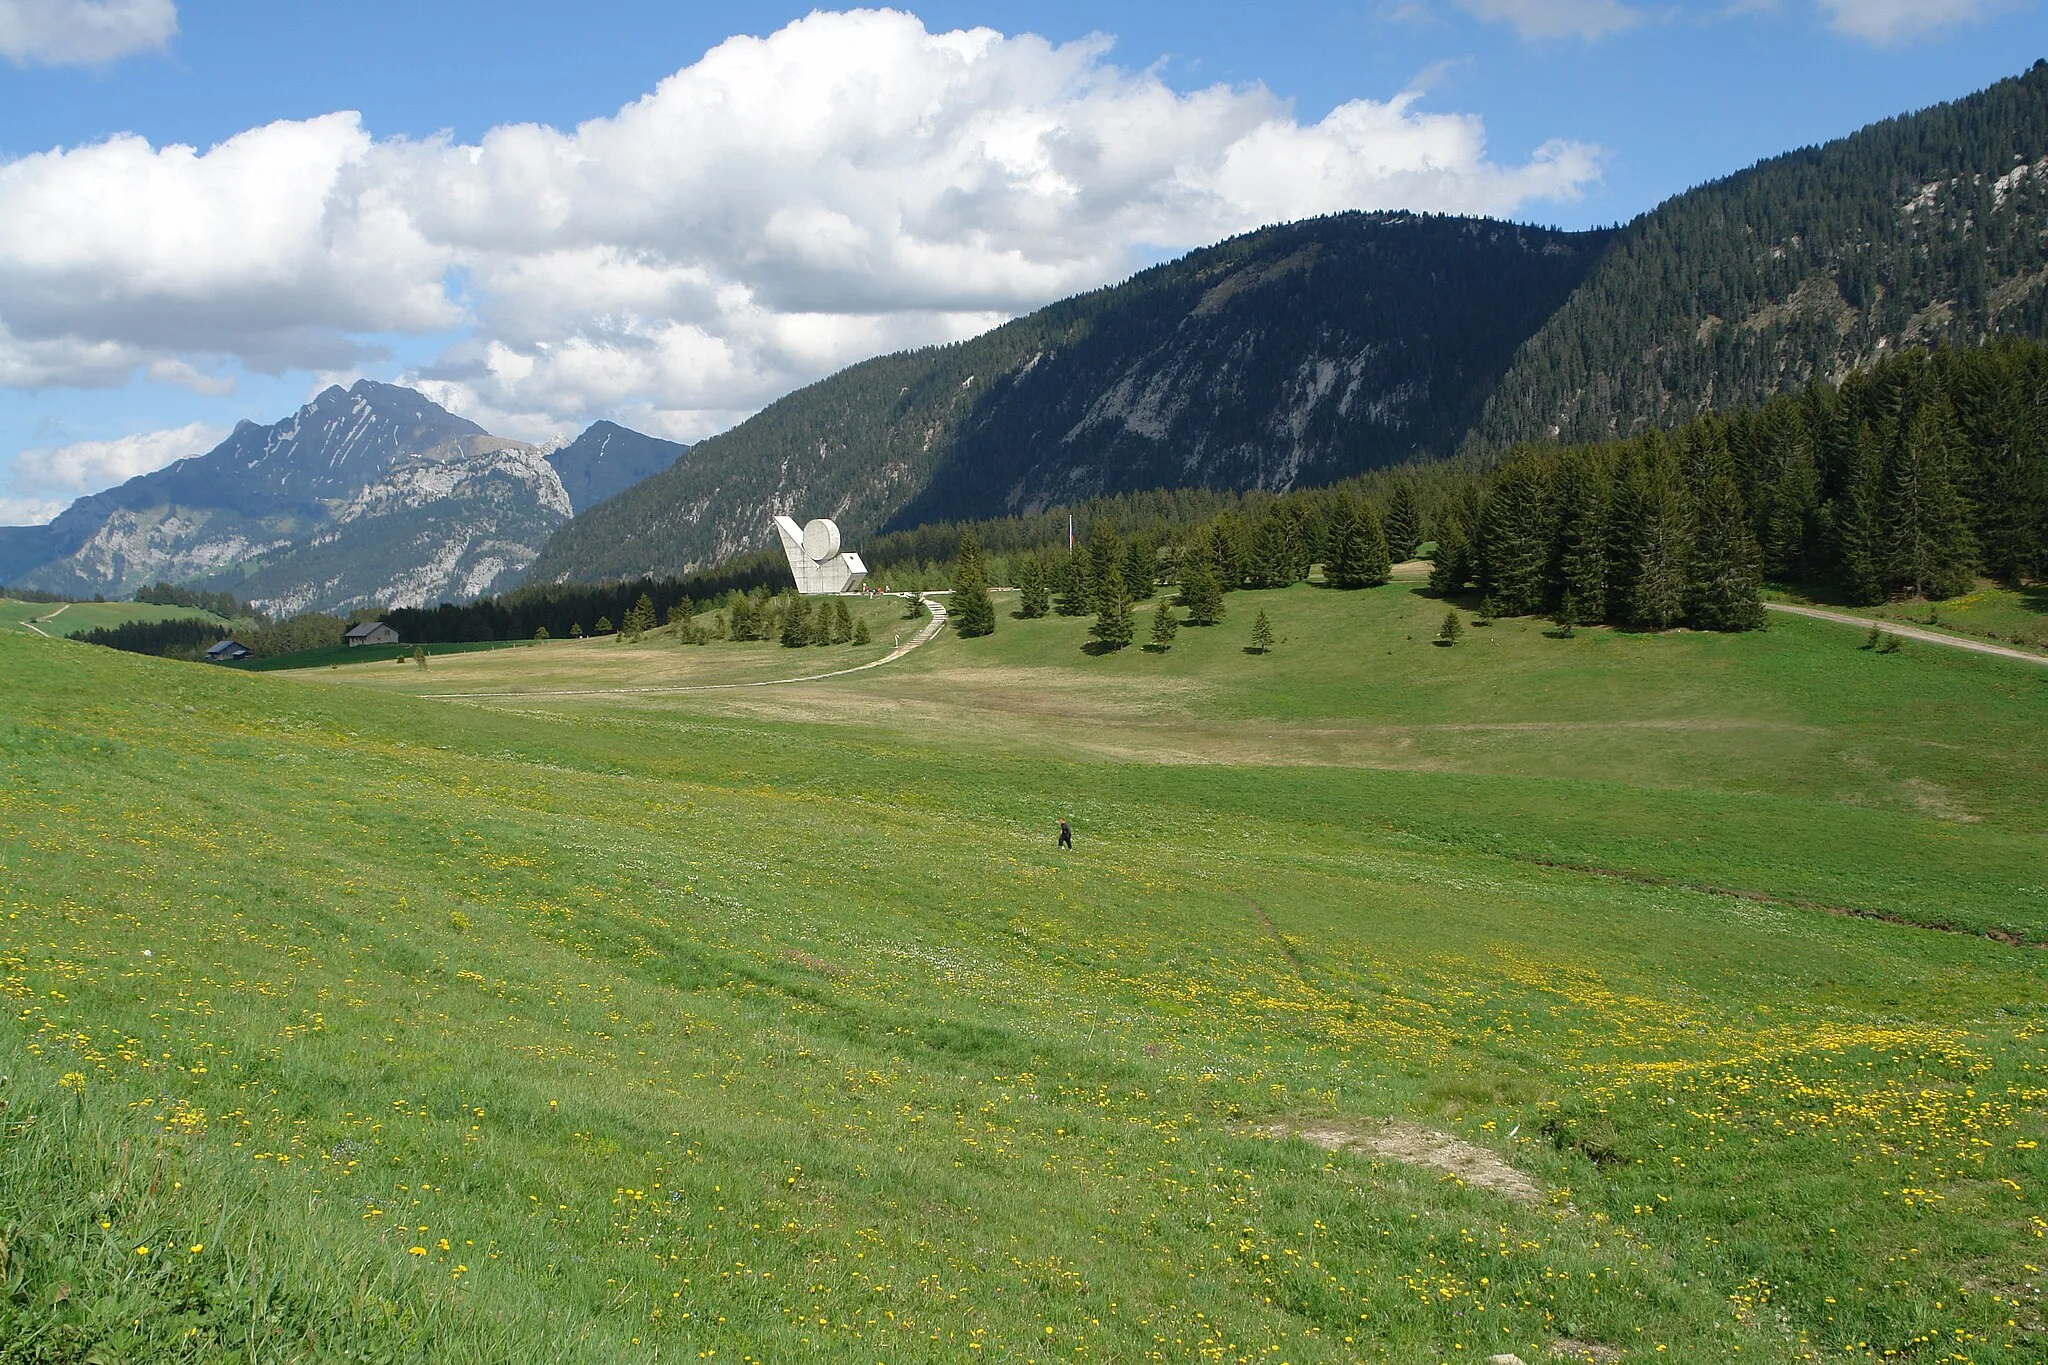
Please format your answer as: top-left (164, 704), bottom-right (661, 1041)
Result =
top-left (3, 580), bottom-right (2046, 1363)
top-left (0, 598), bottom-right (230, 638)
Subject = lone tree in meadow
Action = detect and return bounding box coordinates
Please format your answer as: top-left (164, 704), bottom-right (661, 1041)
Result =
top-left (1437, 610), bottom-right (1463, 645)
top-left (952, 531), bottom-right (997, 637)
top-left (1016, 554), bottom-right (1051, 618)
top-left (1146, 599), bottom-right (1179, 652)
top-left (1249, 609), bottom-right (1274, 654)
top-left (1090, 562), bottom-right (1134, 651)
top-left (1179, 543), bottom-right (1225, 625)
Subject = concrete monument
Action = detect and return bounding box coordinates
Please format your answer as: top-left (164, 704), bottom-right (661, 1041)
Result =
top-left (772, 515), bottom-right (868, 595)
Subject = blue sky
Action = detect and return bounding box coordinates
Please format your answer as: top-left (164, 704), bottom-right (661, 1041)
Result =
top-left (0, 0), bottom-right (2041, 524)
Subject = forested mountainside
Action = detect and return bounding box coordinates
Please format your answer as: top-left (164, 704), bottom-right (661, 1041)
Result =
top-left (1476, 61), bottom-right (2048, 447)
top-left (386, 337), bottom-right (2047, 649)
top-left (526, 213), bottom-right (1610, 583)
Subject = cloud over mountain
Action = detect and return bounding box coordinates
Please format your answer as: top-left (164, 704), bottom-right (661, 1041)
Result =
top-left (0, 8), bottom-right (1602, 442)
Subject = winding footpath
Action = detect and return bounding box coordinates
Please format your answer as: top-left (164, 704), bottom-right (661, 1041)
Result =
top-left (1765, 601), bottom-right (2048, 667)
top-left (20, 602), bottom-right (70, 638)
top-left (425, 593), bottom-right (950, 700)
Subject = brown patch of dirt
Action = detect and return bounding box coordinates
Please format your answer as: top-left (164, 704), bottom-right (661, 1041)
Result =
top-left (1260, 1117), bottom-right (1542, 1206)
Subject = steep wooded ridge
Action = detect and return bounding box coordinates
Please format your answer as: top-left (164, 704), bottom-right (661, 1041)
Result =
top-left (1, 384), bottom-right (686, 614)
top-left (527, 213), bottom-right (1610, 583)
top-left (1476, 62), bottom-right (2048, 447)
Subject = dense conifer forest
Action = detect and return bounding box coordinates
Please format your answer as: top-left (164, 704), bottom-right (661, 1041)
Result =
top-left (1477, 62), bottom-right (2048, 447)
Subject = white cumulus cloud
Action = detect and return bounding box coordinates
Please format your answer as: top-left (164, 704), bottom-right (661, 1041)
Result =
top-left (0, 0), bottom-right (175, 66)
top-left (12, 420), bottom-right (224, 503)
top-left (1454, 0), bottom-right (1643, 38)
top-left (0, 8), bottom-right (1603, 445)
top-left (1816, 0), bottom-right (2010, 42)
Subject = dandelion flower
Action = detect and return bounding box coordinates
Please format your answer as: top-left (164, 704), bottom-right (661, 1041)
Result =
top-left (409, 1246), bottom-right (427, 1256)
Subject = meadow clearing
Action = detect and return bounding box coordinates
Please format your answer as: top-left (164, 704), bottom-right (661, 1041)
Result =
top-left (2, 580), bottom-right (2045, 1363)
top-left (0, 598), bottom-right (228, 639)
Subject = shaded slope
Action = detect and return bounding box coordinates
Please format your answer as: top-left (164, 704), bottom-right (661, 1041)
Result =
top-left (528, 213), bottom-right (1609, 583)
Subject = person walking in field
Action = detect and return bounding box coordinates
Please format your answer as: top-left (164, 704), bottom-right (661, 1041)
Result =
top-left (1058, 819), bottom-right (1072, 850)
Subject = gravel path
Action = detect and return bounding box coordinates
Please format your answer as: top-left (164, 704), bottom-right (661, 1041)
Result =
top-left (425, 594), bottom-right (950, 700)
top-left (1766, 601), bottom-right (2048, 667)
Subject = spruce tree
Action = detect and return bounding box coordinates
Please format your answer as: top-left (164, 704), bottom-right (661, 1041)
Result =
top-left (1437, 610), bottom-right (1463, 645)
top-left (1688, 474), bottom-right (1768, 630)
top-left (1630, 471), bottom-right (1693, 630)
top-left (1055, 549), bottom-right (1091, 616)
top-left (952, 530), bottom-right (997, 637)
top-left (1089, 562), bottom-right (1134, 650)
top-left (852, 617), bottom-right (872, 645)
top-left (1604, 439), bottom-right (1651, 623)
top-left (779, 601), bottom-right (811, 647)
top-left (1353, 501), bottom-right (1392, 587)
top-left (1834, 420), bottom-right (1889, 605)
top-left (1479, 458), bottom-right (1550, 615)
top-left (1551, 449), bottom-right (1608, 622)
top-left (833, 597), bottom-right (855, 643)
top-left (1428, 514), bottom-right (1469, 596)
top-left (1248, 508), bottom-right (1297, 589)
top-left (1147, 599), bottom-right (1179, 651)
top-left (1210, 511), bottom-right (1250, 591)
top-left (1017, 554), bottom-right (1051, 618)
top-left (1122, 539), bottom-right (1156, 601)
top-left (595, 615), bottom-right (613, 635)
top-left (1384, 482), bottom-right (1422, 561)
top-left (1086, 522), bottom-right (1125, 614)
top-left (1179, 545), bottom-right (1225, 625)
top-left (1884, 400), bottom-right (1977, 600)
top-left (1323, 495), bottom-right (1361, 586)
top-left (1249, 609), bottom-right (1274, 654)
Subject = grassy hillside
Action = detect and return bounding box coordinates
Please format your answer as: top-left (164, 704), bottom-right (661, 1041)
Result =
top-left (0, 596), bottom-right (229, 637)
top-left (4, 589), bottom-right (2046, 1361)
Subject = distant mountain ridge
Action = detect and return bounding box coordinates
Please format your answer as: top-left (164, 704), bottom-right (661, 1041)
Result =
top-left (530, 212), bottom-right (1611, 583)
top-left (3, 382), bottom-right (682, 614)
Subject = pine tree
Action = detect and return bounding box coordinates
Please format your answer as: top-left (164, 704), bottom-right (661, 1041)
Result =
top-left (1055, 549), bottom-right (1091, 616)
top-left (1428, 514), bottom-right (1469, 596)
top-left (1086, 522), bottom-right (1125, 614)
top-left (1604, 439), bottom-right (1651, 623)
top-left (1017, 554), bottom-right (1051, 618)
top-left (952, 530), bottom-right (997, 637)
top-left (1437, 610), bottom-right (1463, 645)
top-left (833, 597), bottom-right (855, 643)
top-left (1249, 609), bottom-right (1274, 653)
top-left (1884, 400), bottom-right (1977, 600)
top-left (1179, 543), bottom-right (1225, 625)
top-left (1688, 474), bottom-right (1767, 630)
top-left (1123, 539), bottom-right (1156, 601)
top-left (533, 626), bottom-right (549, 640)
top-left (852, 617), bottom-right (872, 645)
top-left (1247, 508), bottom-right (1297, 589)
top-left (1479, 458), bottom-right (1550, 615)
top-left (1209, 511), bottom-right (1250, 591)
top-left (1630, 470), bottom-right (1693, 630)
top-left (1323, 495), bottom-right (1361, 585)
top-left (1384, 482), bottom-right (1422, 561)
top-left (595, 615), bottom-right (613, 635)
top-left (1352, 501), bottom-right (1392, 587)
top-left (1089, 562), bottom-right (1134, 650)
top-left (1147, 599), bottom-right (1179, 651)
top-left (570, 622), bottom-right (584, 638)
top-left (1551, 449), bottom-right (1608, 622)
top-left (1834, 420), bottom-right (1889, 605)
top-left (780, 600), bottom-right (811, 647)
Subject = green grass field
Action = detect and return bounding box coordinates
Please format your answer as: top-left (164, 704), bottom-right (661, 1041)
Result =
top-left (3, 582), bottom-right (2045, 1363)
top-left (1769, 581), bottom-right (2048, 653)
top-left (0, 597), bottom-right (230, 638)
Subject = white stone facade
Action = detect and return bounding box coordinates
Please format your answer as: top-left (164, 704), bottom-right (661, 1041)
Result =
top-left (773, 515), bottom-right (868, 595)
